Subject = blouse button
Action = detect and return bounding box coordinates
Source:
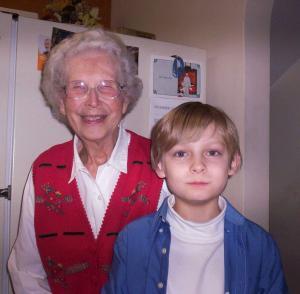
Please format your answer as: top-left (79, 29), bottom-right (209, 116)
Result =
top-left (159, 228), bottom-right (164, 233)
top-left (161, 248), bottom-right (167, 254)
top-left (157, 282), bottom-right (164, 289)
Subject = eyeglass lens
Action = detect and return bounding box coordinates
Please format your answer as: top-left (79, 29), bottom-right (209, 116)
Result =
top-left (66, 80), bottom-right (120, 100)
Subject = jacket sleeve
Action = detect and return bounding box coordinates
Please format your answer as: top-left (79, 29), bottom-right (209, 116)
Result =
top-left (102, 228), bottom-right (129, 294)
top-left (260, 234), bottom-right (289, 293)
top-left (7, 171), bottom-right (51, 294)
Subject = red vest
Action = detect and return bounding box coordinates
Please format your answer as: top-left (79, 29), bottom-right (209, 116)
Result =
top-left (33, 131), bottom-right (163, 293)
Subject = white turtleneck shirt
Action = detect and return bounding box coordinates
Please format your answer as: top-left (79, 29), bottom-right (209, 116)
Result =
top-left (166, 195), bottom-right (227, 294)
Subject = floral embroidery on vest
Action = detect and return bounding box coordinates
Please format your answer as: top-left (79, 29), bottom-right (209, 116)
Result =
top-left (46, 256), bottom-right (89, 287)
top-left (121, 181), bottom-right (149, 205)
top-left (121, 181), bottom-right (151, 217)
top-left (35, 183), bottom-right (73, 215)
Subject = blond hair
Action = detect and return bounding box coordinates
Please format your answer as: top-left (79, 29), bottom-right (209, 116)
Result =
top-left (151, 102), bottom-right (242, 168)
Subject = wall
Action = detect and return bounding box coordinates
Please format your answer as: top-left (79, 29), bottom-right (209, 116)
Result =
top-left (270, 60), bottom-right (300, 292)
top-left (0, 0), bottom-right (111, 27)
top-left (270, 0), bottom-right (300, 291)
top-left (112, 0), bottom-right (246, 212)
top-left (111, 0), bottom-right (272, 229)
top-left (244, 0), bottom-right (273, 231)
top-left (0, 0), bottom-right (47, 16)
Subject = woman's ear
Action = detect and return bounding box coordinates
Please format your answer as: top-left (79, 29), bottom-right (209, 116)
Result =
top-left (228, 153), bottom-right (241, 177)
top-left (155, 161), bottom-right (166, 179)
top-left (122, 99), bottom-right (129, 115)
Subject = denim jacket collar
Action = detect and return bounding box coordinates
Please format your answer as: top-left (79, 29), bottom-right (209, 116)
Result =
top-left (152, 196), bottom-right (246, 229)
top-left (149, 197), bottom-right (169, 239)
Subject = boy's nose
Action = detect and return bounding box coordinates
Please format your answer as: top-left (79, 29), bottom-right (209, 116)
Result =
top-left (191, 156), bottom-right (206, 173)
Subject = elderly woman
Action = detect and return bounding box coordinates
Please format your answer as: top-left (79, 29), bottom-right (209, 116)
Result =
top-left (8, 29), bottom-right (166, 293)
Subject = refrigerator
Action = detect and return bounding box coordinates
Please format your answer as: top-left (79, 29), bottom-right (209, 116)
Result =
top-left (0, 11), bottom-right (206, 293)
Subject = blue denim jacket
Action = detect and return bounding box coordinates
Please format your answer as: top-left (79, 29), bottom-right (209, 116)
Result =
top-left (102, 197), bottom-right (288, 294)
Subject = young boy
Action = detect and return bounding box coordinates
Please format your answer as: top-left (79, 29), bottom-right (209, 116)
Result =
top-left (103, 102), bottom-right (288, 293)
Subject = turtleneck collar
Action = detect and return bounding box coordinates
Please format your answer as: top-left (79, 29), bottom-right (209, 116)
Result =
top-left (166, 195), bottom-right (227, 244)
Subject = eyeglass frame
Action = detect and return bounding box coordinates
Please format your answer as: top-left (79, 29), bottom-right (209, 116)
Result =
top-left (64, 79), bottom-right (125, 101)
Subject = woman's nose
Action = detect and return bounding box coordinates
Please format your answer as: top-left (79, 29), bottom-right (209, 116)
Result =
top-left (86, 87), bottom-right (101, 107)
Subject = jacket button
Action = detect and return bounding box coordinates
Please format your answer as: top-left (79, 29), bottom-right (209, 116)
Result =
top-left (157, 282), bottom-right (164, 289)
top-left (159, 228), bottom-right (164, 233)
top-left (161, 248), bottom-right (167, 254)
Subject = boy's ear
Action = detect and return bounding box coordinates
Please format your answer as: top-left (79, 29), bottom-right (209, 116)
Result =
top-left (228, 153), bottom-right (241, 176)
top-left (155, 161), bottom-right (166, 179)
top-left (59, 99), bottom-right (66, 116)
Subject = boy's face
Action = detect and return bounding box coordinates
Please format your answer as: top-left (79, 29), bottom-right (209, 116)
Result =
top-left (156, 123), bottom-right (240, 222)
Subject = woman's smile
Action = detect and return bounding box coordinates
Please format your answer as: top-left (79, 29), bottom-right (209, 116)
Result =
top-left (80, 114), bottom-right (107, 123)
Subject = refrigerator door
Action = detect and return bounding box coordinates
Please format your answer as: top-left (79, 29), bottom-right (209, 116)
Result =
top-left (0, 12), bottom-right (14, 293)
top-left (10, 16), bottom-right (85, 246)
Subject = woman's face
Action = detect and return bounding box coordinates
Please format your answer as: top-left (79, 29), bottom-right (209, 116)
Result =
top-left (59, 50), bottom-right (128, 147)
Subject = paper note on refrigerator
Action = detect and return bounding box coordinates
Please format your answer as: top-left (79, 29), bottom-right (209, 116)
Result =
top-left (152, 56), bottom-right (201, 98)
top-left (150, 55), bottom-right (204, 129)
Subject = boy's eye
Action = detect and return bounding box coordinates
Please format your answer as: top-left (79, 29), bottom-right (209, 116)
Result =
top-left (174, 151), bottom-right (187, 158)
top-left (206, 150), bottom-right (221, 157)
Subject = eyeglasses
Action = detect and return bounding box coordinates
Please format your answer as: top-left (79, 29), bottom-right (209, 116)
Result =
top-left (65, 80), bottom-right (124, 101)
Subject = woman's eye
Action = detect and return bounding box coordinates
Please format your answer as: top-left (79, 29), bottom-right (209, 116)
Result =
top-left (174, 151), bottom-right (187, 158)
top-left (73, 85), bottom-right (85, 91)
top-left (70, 83), bottom-right (87, 94)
